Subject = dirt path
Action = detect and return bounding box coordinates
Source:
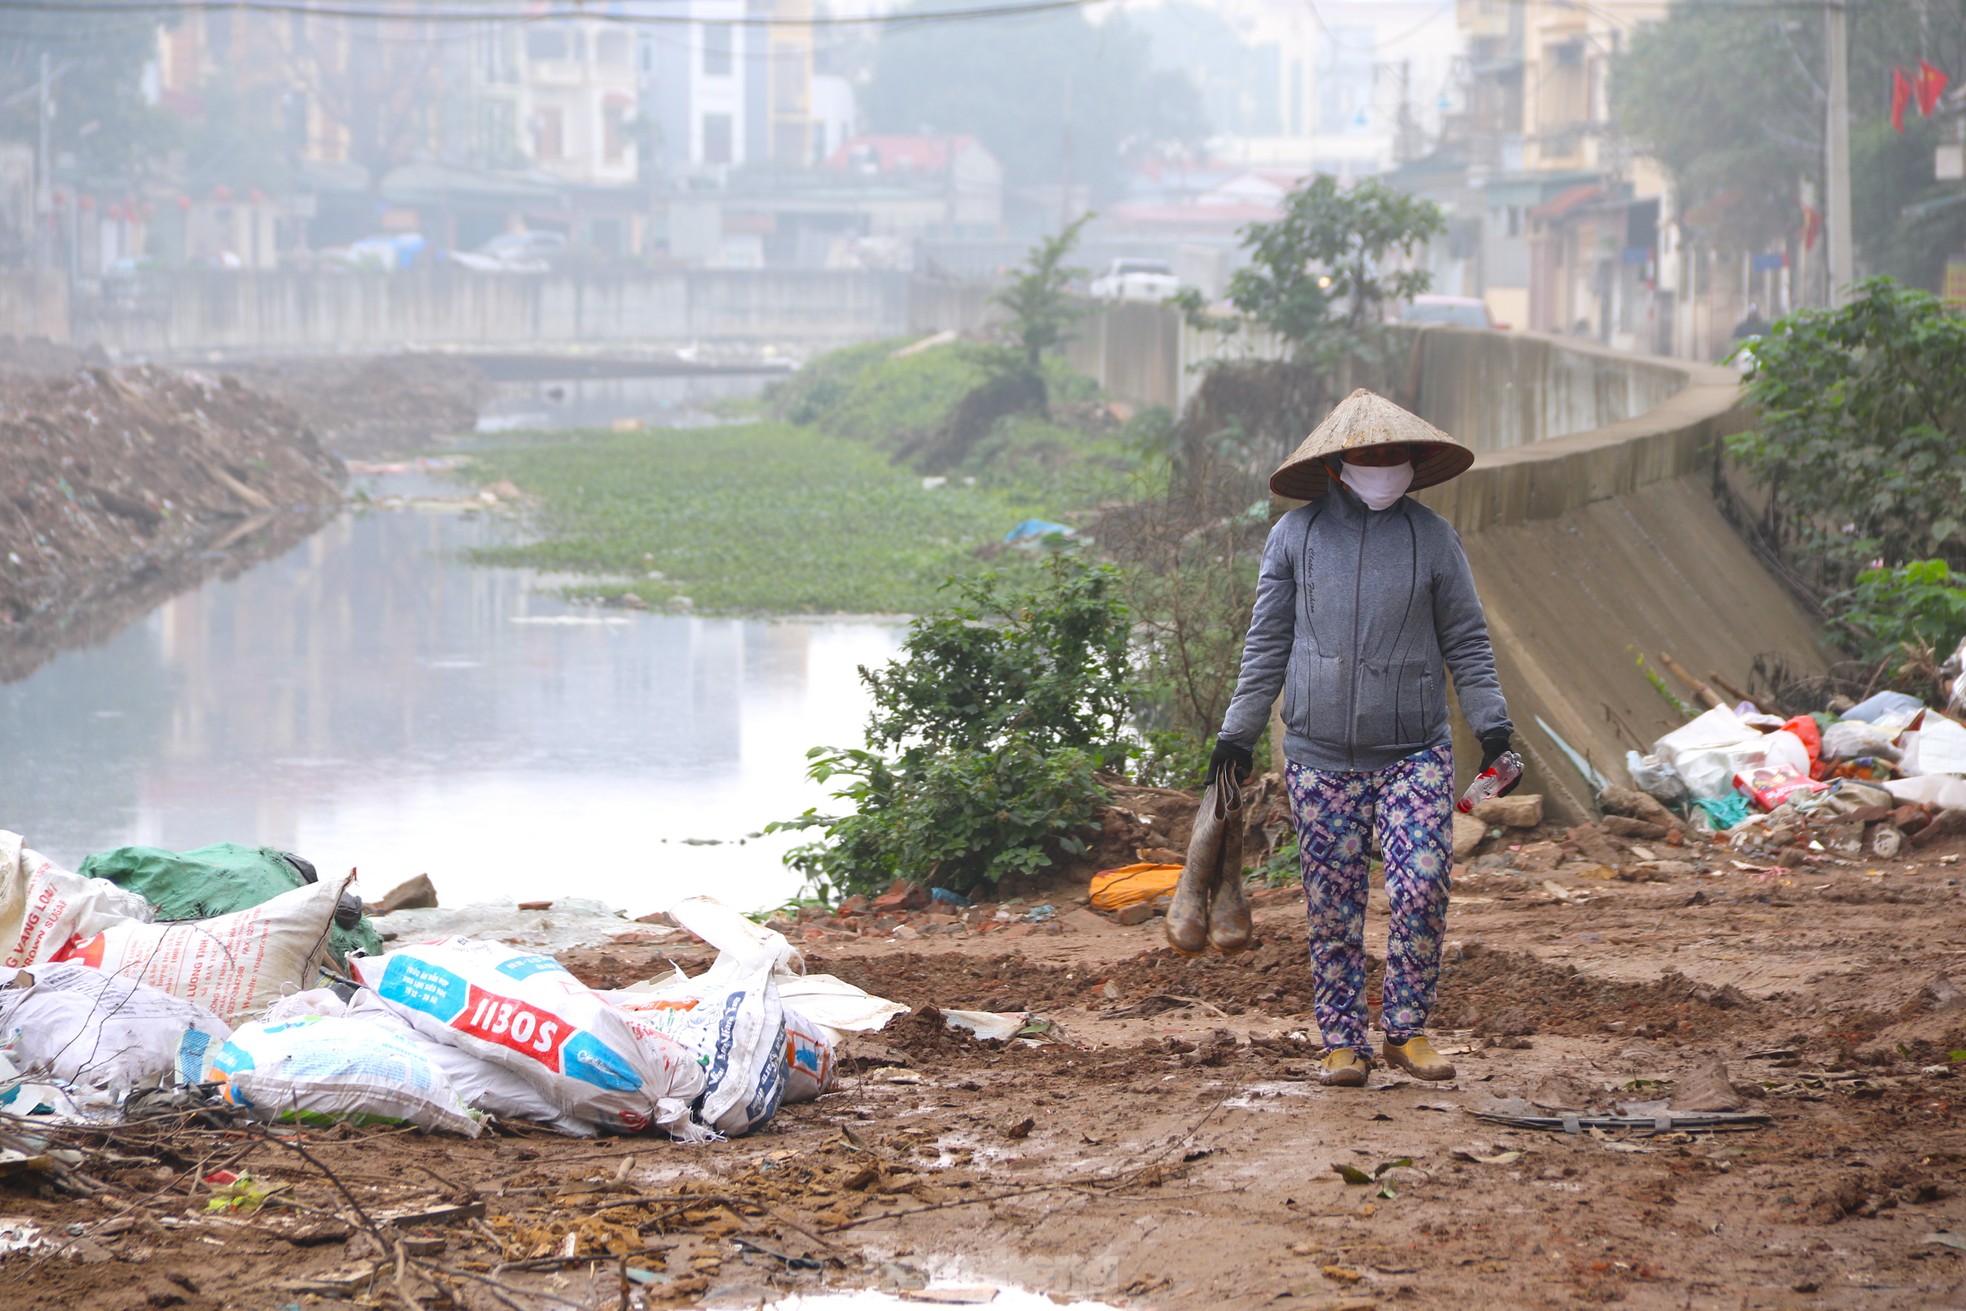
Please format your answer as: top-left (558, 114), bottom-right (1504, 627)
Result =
top-left (6, 842), bottom-right (1964, 1311)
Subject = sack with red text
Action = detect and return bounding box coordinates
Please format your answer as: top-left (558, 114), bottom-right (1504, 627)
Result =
top-left (1, 830), bottom-right (154, 969)
top-left (50, 872), bottom-right (348, 1022)
top-left (352, 937), bottom-right (703, 1137)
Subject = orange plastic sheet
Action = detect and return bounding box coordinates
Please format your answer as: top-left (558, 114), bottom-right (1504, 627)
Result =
top-left (1088, 862), bottom-right (1183, 911)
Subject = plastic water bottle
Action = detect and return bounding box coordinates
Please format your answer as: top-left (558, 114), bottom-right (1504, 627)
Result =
top-left (1456, 751), bottom-right (1524, 814)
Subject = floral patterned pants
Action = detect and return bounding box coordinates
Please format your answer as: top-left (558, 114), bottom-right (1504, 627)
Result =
top-left (1285, 743), bottom-right (1454, 1054)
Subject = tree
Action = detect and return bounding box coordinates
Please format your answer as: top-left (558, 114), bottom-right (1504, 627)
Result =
top-left (863, 1), bottom-right (1206, 201)
top-left (274, 10), bottom-right (449, 198)
top-left (989, 212), bottom-right (1093, 412)
top-left (1613, 0), bottom-right (1966, 277)
top-left (1179, 174), bottom-right (1444, 361)
top-left (0, 8), bottom-right (169, 258)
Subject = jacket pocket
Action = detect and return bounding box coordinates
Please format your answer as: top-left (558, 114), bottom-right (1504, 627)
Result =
top-left (1283, 647), bottom-right (1346, 743)
top-left (1355, 658), bottom-right (1444, 750)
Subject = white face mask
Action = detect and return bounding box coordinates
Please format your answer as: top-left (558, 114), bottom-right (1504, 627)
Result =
top-left (1338, 459), bottom-right (1415, 511)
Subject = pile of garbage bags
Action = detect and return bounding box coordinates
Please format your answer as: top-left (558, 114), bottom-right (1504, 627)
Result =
top-left (1623, 687), bottom-right (1966, 854)
top-left (0, 831), bottom-right (904, 1139)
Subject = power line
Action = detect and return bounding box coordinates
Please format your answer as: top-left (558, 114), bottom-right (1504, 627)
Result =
top-left (0, 0), bottom-right (1118, 30)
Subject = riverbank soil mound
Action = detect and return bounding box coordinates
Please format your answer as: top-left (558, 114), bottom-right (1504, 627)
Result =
top-left (0, 365), bottom-right (343, 682)
top-left (8, 831), bottom-right (1966, 1309)
top-left (227, 353), bottom-right (492, 457)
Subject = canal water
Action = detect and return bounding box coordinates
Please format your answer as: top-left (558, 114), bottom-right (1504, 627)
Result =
top-left (1, 464), bottom-right (904, 917)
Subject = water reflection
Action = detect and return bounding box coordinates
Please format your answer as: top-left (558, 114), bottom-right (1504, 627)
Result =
top-left (0, 480), bottom-right (902, 915)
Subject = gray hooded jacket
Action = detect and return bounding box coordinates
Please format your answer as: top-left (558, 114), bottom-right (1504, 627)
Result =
top-left (1219, 483), bottom-right (1512, 772)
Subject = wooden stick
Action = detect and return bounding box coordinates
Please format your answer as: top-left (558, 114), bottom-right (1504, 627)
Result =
top-left (1708, 671), bottom-right (1753, 708)
top-left (1658, 652), bottom-right (1723, 709)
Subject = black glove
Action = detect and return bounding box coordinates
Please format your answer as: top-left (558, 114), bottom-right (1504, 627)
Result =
top-left (1478, 731), bottom-right (1521, 797)
top-left (1206, 738), bottom-right (1253, 791)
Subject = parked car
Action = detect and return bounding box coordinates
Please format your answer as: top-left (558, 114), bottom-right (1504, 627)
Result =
top-left (450, 230), bottom-right (568, 273)
top-left (320, 233), bottom-right (427, 272)
top-left (1399, 294), bottom-right (1507, 330)
top-left (1089, 257), bottom-right (1181, 302)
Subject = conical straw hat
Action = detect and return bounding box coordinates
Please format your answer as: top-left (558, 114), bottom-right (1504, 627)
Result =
top-left (1269, 388), bottom-right (1474, 501)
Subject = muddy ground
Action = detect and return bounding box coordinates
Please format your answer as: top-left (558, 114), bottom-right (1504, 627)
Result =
top-left (225, 355), bottom-right (491, 460)
top-left (5, 821), bottom-right (1964, 1311)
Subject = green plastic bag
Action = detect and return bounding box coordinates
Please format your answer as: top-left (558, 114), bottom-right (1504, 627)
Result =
top-left (77, 842), bottom-right (381, 967)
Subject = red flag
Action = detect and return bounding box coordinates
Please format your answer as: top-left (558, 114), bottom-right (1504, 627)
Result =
top-left (1892, 66), bottom-right (1914, 133)
top-left (1916, 59), bottom-right (1950, 117)
top-left (1801, 203), bottom-right (1823, 252)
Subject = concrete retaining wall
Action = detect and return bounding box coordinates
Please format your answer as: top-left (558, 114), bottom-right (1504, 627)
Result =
top-left (58, 269), bottom-right (914, 357)
top-left (1410, 356), bottom-right (1834, 821)
top-left (0, 273), bottom-right (70, 343)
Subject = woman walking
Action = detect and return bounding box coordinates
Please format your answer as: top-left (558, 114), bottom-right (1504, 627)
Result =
top-left (1208, 389), bottom-right (1516, 1087)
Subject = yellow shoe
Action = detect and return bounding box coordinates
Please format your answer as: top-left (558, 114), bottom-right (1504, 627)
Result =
top-left (1318, 1048), bottom-right (1371, 1087)
top-left (1382, 1034), bottom-right (1456, 1081)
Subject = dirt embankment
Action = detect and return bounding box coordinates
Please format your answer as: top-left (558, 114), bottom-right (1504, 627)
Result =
top-left (0, 354), bottom-right (344, 681)
top-left (226, 354), bottom-right (492, 458)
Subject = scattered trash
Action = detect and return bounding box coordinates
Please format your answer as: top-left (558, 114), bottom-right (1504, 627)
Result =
top-left (0, 963), bottom-right (229, 1108)
top-left (353, 936), bottom-right (705, 1137)
top-left (1450, 1147), bottom-right (1524, 1165)
top-left (1470, 1109), bottom-right (1769, 1133)
top-left (373, 898), bottom-right (678, 954)
top-left (209, 1013), bottom-right (484, 1136)
top-left (608, 897), bottom-right (906, 1127)
top-left (1003, 519), bottom-right (1075, 546)
top-left (940, 1009), bottom-right (1041, 1043)
top-left (1, 830), bottom-right (154, 969)
top-left (51, 870), bottom-right (353, 1022)
top-left (78, 841), bottom-right (380, 965)
top-left (1088, 864), bottom-right (1182, 911)
top-left (929, 887), bottom-right (972, 908)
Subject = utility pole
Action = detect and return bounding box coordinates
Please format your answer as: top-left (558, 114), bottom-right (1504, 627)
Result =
top-left (1059, 67), bottom-right (1075, 229)
top-left (1398, 58), bottom-right (1414, 164)
top-left (1824, 0), bottom-right (1853, 306)
top-left (36, 51), bottom-right (52, 271)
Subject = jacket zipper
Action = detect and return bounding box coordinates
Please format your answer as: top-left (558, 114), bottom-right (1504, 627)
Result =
top-left (1348, 508), bottom-right (1368, 770)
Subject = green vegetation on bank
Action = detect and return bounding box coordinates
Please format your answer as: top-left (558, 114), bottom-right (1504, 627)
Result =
top-left (465, 421), bottom-right (1083, 614)
top-left (1731, 278), bottom-right (1966, 691)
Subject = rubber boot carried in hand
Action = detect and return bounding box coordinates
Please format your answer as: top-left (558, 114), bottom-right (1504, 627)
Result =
top-left (1204, 781), bottom-right (1251, 954)
top-left (1164, 843), bottom-right (1212, 957)
top-left (1165, 777), bottom-right (1246, 956)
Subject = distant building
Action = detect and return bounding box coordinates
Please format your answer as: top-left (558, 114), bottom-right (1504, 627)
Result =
top-left (646, 0), bottom-right (749, 178)
top-left (516, 17), bottom-right (640, 188)
top-left (1454, 0), bottom-right (1674, 351)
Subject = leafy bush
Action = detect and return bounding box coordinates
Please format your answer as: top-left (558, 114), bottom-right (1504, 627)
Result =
top-left (1175, 174), bottom-right (1443, 359)
top-left (1730, 278), bottom-right (1966, 581)
top-left (993, 213), bottom-right (1093, 404)
top-left (773, 556), bottom-right (1134, 898)
top-left (808, 341), bottom-right (1000, 453)
top-left (766, 337), bottom-right (913, 426)
top-left (1828, 559), bottom-right (1966, 664)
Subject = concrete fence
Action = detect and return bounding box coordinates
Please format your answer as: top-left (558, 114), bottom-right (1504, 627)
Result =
top-left (43, 269), bottom-right (915, 357)
top-left (0, 272), bottom-right (70, 343)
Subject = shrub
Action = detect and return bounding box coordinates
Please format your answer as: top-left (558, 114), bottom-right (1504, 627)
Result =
top-left (1828, 559), bottom-right (1966, 665)
top-left (773, 556), bottom-right (1134, 898)
top-left (1730, 278), bottom-right (1966, 583)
